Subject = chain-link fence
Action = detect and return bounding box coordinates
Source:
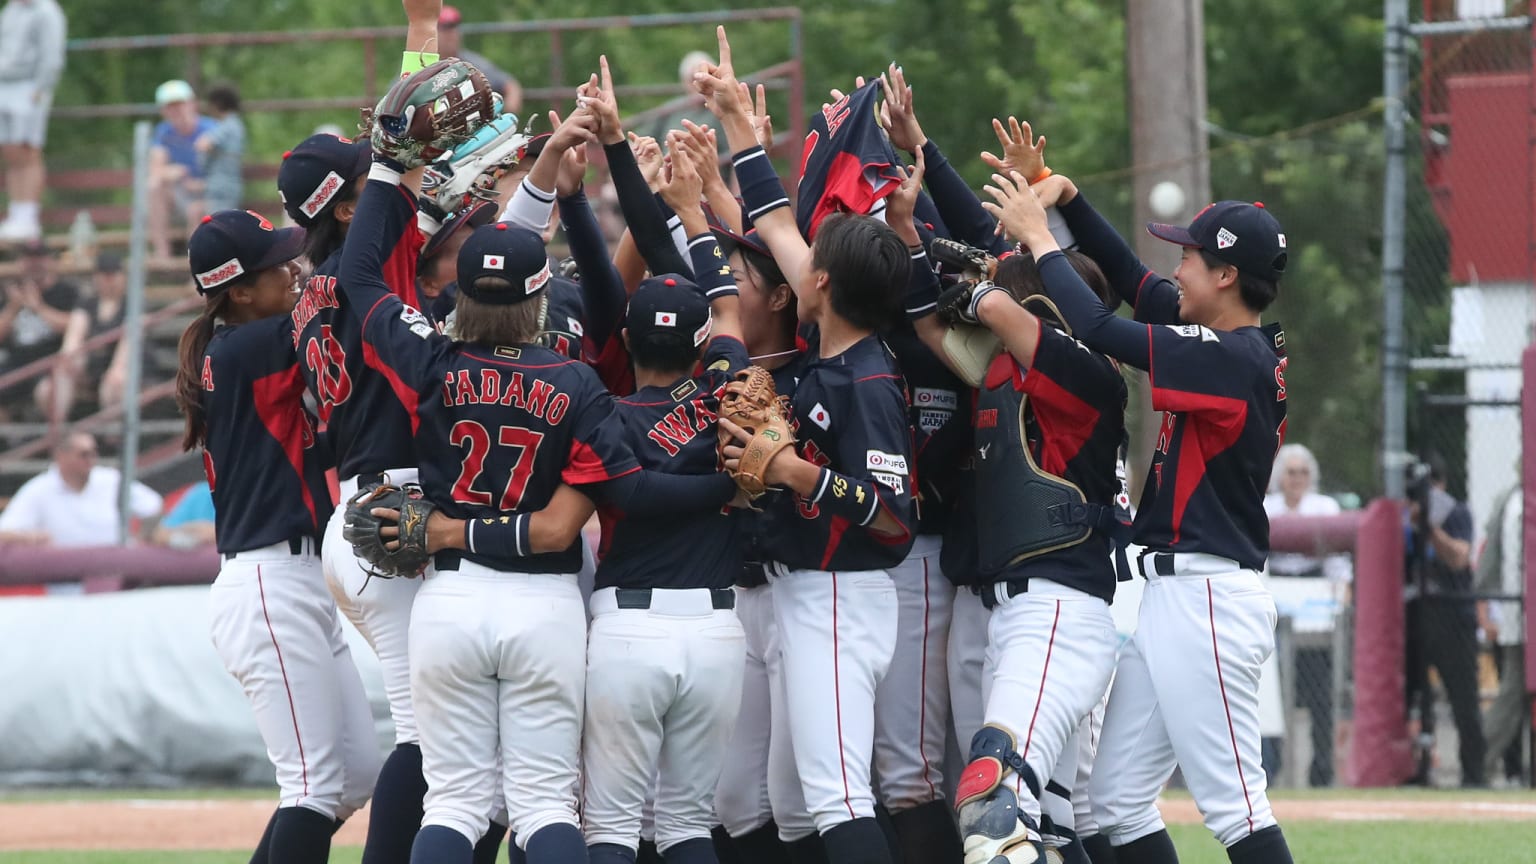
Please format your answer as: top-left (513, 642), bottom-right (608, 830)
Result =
top-left (1401, 1), bottom-right (1530, 789)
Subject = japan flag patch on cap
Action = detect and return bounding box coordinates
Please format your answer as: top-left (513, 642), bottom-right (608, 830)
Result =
top-left (1216, 227), bottom-right (1237, 250)
top-left (655, 311), bottom-right (677, 327)
top-left (483, 254), bottom-right (505, 270)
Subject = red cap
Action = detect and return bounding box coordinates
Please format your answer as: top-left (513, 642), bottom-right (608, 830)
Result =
top-left (439, 5), bottom-right (462, 25)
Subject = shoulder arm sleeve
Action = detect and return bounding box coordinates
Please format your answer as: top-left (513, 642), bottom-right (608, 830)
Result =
top-left (686, 232), bottom-right (737, 299)
top-left (131, 483), bottom-right (164, 518)
top-left (813, 375), bottom-right (914, 543)
top-left (904, 246), bottom-right (941, 320)
top-left (918, 140), bottom-right (1011, 256)
top-left (1057, 193), bottom-right (1178, 320)
top-left (501, 176), bottom-right (557, 235)
top-left (602, 141), bottom-right (692, 276)
top-left (0, 480), bottom-right (41, 532)
top-left (562, 366), bottom-right (643, 486)
top-left (1038, 250), bottom-right (1151, 369)
top-left (1445, 504), bottom-right (1474, 544)
top-left (557, 189), bottom-right (625, 349)
top-left (1142, 324), bottom-right (1263, 420)
top-left (703, 335), bottom-right (750, 375)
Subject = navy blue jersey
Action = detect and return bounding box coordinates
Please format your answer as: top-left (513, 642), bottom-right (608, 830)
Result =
top-left (293, 182), bottom-right (426, 479)
top-left (977, 324), bottom-right (1125, 601)
top-left (200, 315), bottom-right (333, 554)
top-left (884, 322), bottom-right (970, 536)
top-left (342, 177), bottom-right (639, 573)
top-left (596, 335), bottom-right (751, 589)
top-left (735, 353), bottom-right (809, 586)
top-left (796, 80), bottom-right (905, 239)
top-left (539, 275), bottom-right (588, 362)
top-left (761, 332), bottom-right (916, 571)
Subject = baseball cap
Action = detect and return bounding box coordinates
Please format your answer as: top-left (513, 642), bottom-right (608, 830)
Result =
top-left (439, 5), bottom-right (463, 26)
top-left (456, 222), bottom-right (552, 305)
top-left (712, 225), bottom-right (771, 260)
top-left (188, 210), bottom-right (305, 296)
top-left (277, 134), bottom-right (371, 228)
top-left (516, 132), bottom-right (552, 165)
top-left (1147, 201), bottom-right (1288, 281)
top-left (626, 274), bottom-right (712, 348)
top-left (421, 201), bottom-right (498, 268)
top-left (155, 79), bottom-right (195, 106)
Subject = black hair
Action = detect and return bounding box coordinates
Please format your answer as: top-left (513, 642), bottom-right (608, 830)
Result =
top-left (809, 214), bottom-right (907, 331)
top-left (300, 177), bottom-right (361, 267)
top-left (1199, 250), bottom-right (1277, 313)
top-left (630, 330), bottom-right (702, 377)
top-left (992, 249), bottom-right (1115, 309)
top-left (207, 82), bottom-right (241, 114)
top-left (739, 245), bottom-right (786, 293)
top-left (176, 283), bottom-right (242, 450)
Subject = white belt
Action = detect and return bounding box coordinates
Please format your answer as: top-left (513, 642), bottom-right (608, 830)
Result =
top-left (590, 586), bottom-right (734, 616)
top-left (222, 536), bottom-right (316, 562)
top-left (339, 467), bottom-right (420, 501)
top-left (1138, 551), bottom-right (1250, 580)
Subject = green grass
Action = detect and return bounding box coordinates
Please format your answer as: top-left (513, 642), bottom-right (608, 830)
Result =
top-left (0, 853), bottom-right (363, 864)
top-left (0, 787), bottom-right (277, 804)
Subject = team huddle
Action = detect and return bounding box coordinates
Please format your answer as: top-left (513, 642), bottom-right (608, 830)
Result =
top-left (171, 4), bottom-right (1298, 864)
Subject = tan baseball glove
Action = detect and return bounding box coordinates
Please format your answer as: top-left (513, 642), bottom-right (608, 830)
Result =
top-left (717, 366), bottom-right (797, 499)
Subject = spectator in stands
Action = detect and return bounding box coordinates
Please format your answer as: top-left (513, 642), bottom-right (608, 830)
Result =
top-left (153, 479), bottom-right (215, 549)
top-left (149, 79), bottom-right (216, 259)
top-left (0, 239), bottom-right (78, 417)
top-left (0, 0), bottom-right (67, 243)
top-left (1263, 442), bottom-right (1351, 787)
top-left (0, 430), bottom-right (162, 546)
top-left (438, 6), bottom-right (523, 114)
top-left (1404, 453), bottom-right (1487, 787)
top-left (1477, 476), bottom-right (1527, 786)
top-left (196, 81), bottom-right (245, 214)
top-left (38, 252), bottom-right (129, 427)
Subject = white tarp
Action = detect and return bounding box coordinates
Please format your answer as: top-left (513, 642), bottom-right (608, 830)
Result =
top-left (0, 586), bottom-right (392, 787)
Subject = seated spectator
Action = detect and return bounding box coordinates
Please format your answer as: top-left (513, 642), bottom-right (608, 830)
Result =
top-left (153, 480), bottom-right (215, 549)
top-left (0, 431), bottom-right (162, 546)
top-left (0, 239), bottom-right (79, 417)
top-left (149, 79), bottom-right (216, 259)
top-left (196, 81), bottom-right (245, 214)
top-left (38, 252), bottom-right (129, 426)
top-left (439, 6), bottom-right (523, 114)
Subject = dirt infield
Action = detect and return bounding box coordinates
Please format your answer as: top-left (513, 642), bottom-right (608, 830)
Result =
top-left (2, 795), bottom-right (1535, 851)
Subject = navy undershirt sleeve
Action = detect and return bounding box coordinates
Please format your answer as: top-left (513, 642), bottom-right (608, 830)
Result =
top-left (557, 189), bottom-right (625, 349)
top-left (919, 140), bottom-right (1010, 256)
top-left (1038, 250), bottom-right (1150, 370)
top-left (603, 141), bottom-right (692, 277)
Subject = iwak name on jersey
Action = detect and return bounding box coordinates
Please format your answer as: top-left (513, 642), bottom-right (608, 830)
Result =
top-left (289, 275), bottom-right (341, 345)
top-left (647, 396), bottom-right (720, 456)
top-left (442, 369), bottom-right (571, 424)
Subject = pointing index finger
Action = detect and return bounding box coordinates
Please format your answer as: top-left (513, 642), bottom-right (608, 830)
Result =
top-left (716, 25), bottom-right (733, 70)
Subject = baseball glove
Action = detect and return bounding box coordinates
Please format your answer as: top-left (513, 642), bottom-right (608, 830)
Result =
top-left (342, 483), bottom-right (436, 579)
top-left (363, 58), bottom-right (497, 168)
top-left (718, 367), bottom-right (797, 499)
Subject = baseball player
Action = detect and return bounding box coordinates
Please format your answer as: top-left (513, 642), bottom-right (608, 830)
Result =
top-left (174, 209), bottom-right (378, 864)
top-left (698, 30), bottom-right (919, 864)
top-left (580, 144), bottom-right (753, 864)
top-left (986, 171), bottom-right (1295, 864)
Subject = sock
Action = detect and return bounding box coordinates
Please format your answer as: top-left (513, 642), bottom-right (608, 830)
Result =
top-left (527, 823), bottom-right (589, 864)
top-left (509, 833), bottom-right (528, 864)
top-left (1225, 826), bottom-right (1293, 864)
top-left (1082, 834), bottom-right (1118, 864)
top-left (732, 821), bottom-right (790, 864)
top-left (589, 843), bottom-right (638, 864)
top-left (888, 801), bottom-right (961, 864)
top-left (711, 825), bottom-right (743, 864)
top-left (663, 837), bottom-right (720, 864)
top-left (413, 825), bottom-right (475, 864)
top-left (475, 822), bottom-right (509, 864)
top-left (785, 834), bottom-right (831, 864)
top-left (249, 808), bottom-right (279, 864)
top-left (820, 818), bottom-right (894, 864)
top-left (269, 806), bottom-right (336, 864)
top-left (363, 743), bottom-right (428, 864)
top-left (1055, 836), bottom-right (1092, 864)
top-left (10, 201), bottom-right (38, 225)
top-left (872, 806), bottom-right (901, 864)
top-left (1112, 830), bottom-right (1179, 864)
top-left (637, 839), bottom-right (664, 864)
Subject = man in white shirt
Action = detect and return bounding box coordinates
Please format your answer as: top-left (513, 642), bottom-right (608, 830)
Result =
top-left (0, 431), bottom-right (162, 546)
top-left (1477, 480), bottom-right (1526, 785)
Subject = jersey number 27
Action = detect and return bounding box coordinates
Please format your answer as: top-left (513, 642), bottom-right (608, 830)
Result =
top-left (451, 420), bottom-right (546, 510)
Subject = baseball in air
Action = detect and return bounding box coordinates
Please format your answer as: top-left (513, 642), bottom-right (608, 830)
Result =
top-left (1149, 181), bottom-right (1186, 219)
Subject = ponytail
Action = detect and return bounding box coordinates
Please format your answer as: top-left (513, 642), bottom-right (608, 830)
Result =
top-left (175, 292), bottom-right (231, 451)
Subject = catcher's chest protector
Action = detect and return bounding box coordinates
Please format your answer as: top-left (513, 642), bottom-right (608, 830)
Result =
top-left (974, 381), bottom-right (1096, 573)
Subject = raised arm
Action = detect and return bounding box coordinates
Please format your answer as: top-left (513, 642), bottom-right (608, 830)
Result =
top-left (554, 147), bottom-right (625, 350)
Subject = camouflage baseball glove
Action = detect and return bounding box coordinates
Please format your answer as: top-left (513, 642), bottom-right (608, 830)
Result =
top-left (718, 366), bottom-right (797, 499)
top-left (363, 58), bottom-right (497, 168)
top-left (342, 483), bottom-right (436, 579)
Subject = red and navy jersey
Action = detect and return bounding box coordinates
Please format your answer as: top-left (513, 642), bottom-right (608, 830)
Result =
top-left (762, 332), bottom-right (916, 571)
top-left (293, 190), bottom-right (426, 480)
top-left (539, 276), bottom-right (589, 362)
top-left (342, 177), bottom-right (639, 573)
top-left (884, 322), bottom-right (970, 536)
top-left (796, 80), bottom-right (905, 240)
top-left (979, 323), bottom-right (1125, 600)
top-left (597, 336), bottom-right (751, 590)
top-left (200, 315), bottom-right (333, 555)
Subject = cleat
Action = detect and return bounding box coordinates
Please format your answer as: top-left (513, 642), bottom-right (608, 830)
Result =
top-left (956, 725), bottom-right (1046, 864)
top-left (421, 112), bottom-right (529, 214)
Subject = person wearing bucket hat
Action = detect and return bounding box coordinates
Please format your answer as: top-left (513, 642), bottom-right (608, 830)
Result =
top-left (983, 162), bottom-right (1296, 864)
top-left (173, 208), bottom-right (381, 864)
top-left (336, 155), bottom-right (742, 864)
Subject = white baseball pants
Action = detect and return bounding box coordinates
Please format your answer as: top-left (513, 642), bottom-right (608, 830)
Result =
top-left (716, 582), bottom-right (783, 837)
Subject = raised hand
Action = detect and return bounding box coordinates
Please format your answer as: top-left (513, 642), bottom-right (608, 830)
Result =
top-left (880, 63), bottom-right (925, 153)
top-left (980, 117), bottom-right (1048, 183)
top-left (582, 56), bottom-right (626, 146)
top-left (677, 120), bottom-right (724, 184)
top-left (980, 170), bottom-right (1053, 251)
top-left (628, 132), bottom-right (665, 193)
top-left (546, 107), bottom-right (598, 156)
top-left (739, 82), bottom-right (774, 149)
top-left (693, 26), bottom-right (745, 119)
top-left (658, 134), bottom-right (704, 214)
top-left (555, 144), bottom-right (588, 198)
top-left (885, 147), bottom-right (926, 247)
